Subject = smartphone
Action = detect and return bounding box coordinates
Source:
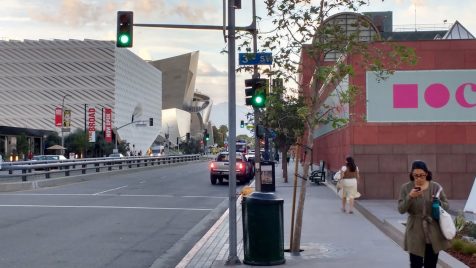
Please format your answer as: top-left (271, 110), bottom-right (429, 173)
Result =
top-left (414, 187), bottom-right (421, 192)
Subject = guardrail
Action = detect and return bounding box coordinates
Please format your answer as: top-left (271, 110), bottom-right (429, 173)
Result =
top-left (0, 155), bottom-right (201, 182)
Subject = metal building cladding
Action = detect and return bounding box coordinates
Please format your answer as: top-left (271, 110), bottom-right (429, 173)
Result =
top-left (300, 11), bottom-right (476, 199)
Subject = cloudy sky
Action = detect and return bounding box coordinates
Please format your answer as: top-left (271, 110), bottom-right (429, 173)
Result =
top-left (1, 0), bottom-right (475, 133)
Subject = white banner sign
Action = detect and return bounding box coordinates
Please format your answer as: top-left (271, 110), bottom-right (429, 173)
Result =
top-left (367, 70), bottom-right (476, 122)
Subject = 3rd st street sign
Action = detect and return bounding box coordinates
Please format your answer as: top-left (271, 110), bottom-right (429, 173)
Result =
top-left (239, 52), bottom-right (273, 65)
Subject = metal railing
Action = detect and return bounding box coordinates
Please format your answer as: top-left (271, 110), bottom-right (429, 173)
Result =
top-left (0, 155), bottom-right (201, 182)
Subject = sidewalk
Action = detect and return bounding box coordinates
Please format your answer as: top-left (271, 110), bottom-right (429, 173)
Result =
top-left (176, 161), bottom-right (468, 268)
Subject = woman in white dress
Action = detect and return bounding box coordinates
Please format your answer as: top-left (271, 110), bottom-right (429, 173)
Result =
top-left (339, 156), bottom-right (360, 214)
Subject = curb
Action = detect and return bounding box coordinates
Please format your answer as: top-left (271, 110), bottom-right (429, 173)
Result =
top-left (354, 196), bottom-right (469, 268)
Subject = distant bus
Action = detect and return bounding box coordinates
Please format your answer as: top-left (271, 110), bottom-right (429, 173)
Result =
top-left (150, 145), bottom-right (164, 156)
top-left (236, 141), bottom-right (247, 154)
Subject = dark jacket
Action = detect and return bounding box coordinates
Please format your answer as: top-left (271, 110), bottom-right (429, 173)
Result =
top-left (398, 181), bottom-right (451, 257)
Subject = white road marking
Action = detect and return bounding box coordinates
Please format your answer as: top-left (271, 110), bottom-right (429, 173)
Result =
top-left (0, 204), bottom-right (212, 211)
top-left (93, 185), bottom-right (128, 195)
top-left (0, 193), bottom-right (226, 198)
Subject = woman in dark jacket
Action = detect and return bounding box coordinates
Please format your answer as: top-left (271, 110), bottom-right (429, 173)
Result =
top-left (398, 160), bottom-right (451, 268)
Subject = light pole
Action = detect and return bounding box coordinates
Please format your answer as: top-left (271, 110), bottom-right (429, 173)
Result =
top-left (61, 94), bottom-right (71, 156)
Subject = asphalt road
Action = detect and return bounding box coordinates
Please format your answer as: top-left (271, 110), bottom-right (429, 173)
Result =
top-left (0, 161), bottom-right (239, 268)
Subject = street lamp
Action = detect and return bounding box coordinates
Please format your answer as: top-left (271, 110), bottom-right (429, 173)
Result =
top-left (61, 94), bottom-right (72, 156)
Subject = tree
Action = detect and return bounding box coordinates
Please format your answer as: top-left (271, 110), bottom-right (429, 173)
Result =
top-left (254, 0), bottom-right (417, 253)
top-left (264, 84), bottom-right (304, 182)
top-left (16, 133), bottom-right (29, 160)
top-left (217, 125), bottom-right (229, 146)
top-left (65, 129), bottom-right (90, 158)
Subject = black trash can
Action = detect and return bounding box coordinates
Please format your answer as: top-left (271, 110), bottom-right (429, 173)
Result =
top-left (242, 192), bottom-right (285, 266)
top-left (260, 160), bottom-right (275, 192)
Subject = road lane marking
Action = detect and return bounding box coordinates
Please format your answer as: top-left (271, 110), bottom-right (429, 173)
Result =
top-left (0, 204), bottom-right (213, 211)
top-left (93, 185), bottom-right (128, 195)
top-left (0, 193), bottom-right (226, 198)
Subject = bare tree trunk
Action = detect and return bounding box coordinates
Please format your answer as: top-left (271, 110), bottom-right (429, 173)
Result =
top-left (281, 145), bottom-right (288, 183)
top-left (289, 141), bottom-right (301, 251)
top-left (290, 135), bottom-right (312, 253)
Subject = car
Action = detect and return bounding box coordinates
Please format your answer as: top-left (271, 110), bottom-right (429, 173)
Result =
top-left (32, 155), bottom-right (67, 161)
top-left (108, 153), bottom-right (125, 158)
top-left (209, 152), bottom-right (254, 185)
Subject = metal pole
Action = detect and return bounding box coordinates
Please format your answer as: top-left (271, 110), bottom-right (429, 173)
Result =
top-left (226, 0), bottom-right (240, 265)
top-left (251, 0), bottom-right (261, 192)
top-left (60, 95), bottom-right (70, 156)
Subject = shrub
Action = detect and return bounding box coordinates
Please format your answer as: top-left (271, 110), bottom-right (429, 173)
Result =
top-left (452, 239), bottom-right (465, 251)
top-left (454, 212), bottom-right (467, 234)
top-left (452, 238), bottom-right (476, 256)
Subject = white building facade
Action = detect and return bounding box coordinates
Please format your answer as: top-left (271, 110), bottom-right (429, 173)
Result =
top-left (0, 39), bottom-right (162, 156)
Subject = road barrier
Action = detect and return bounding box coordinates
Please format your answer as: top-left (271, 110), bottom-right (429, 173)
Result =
top-left (0, 155), bottom-right (201, 182)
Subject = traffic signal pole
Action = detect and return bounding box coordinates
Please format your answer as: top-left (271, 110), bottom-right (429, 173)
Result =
top-left (251, 0), bottom-right (261, 192)
top-left (122, 1), bottom-right (259, 263)
top-left (226, 0), bottom-right (239, 264)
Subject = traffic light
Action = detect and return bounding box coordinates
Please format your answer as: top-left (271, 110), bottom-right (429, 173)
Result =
top-left (149, 118), bottom-right (153, 126)
top-left (116, 11), bottom-right (133, 48)
top-left (186, 132), bottom-right (190, 142)
top-left (205, 133), bottom-right (210, 141)
top-left (240, 120), bottom-right (245, 128)
top-left (245, 78), bottom-right (268, 108)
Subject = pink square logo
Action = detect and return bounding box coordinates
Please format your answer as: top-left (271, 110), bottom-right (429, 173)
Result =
top-left (393, 84), bottom-right (418, 108)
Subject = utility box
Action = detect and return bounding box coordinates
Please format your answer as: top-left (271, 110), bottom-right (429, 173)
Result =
top-left (260, 160), bottom-right (275, 192)
top-left (242, 192), bottom-right (285, 266)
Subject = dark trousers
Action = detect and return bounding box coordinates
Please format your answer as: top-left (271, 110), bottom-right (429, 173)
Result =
top-left (409, 244), bottom-right (439, 268)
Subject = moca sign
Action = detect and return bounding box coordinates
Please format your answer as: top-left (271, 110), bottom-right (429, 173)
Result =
top-left (367, 70), bottom-right (476, 122)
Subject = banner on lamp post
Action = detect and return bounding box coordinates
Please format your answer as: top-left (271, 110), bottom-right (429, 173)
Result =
top-left (55, 107), bottom-right (62, 127)
top-left (88, 108), bottom-right (96, 142)
top-left (104, 108), bottom-right (112, 143)
top-left (62, 109), bottom-right (71, 132)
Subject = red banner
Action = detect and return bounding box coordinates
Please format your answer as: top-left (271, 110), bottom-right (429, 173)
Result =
top-left (55, 107), bottom-right (62, 127)
top-left (104, 108), bottom-right (112, 143)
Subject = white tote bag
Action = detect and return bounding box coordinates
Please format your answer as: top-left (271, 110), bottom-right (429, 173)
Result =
top-left (435, 187), bottom-right (456, 240)
top-left (439, 207), bottom-right (456, 240)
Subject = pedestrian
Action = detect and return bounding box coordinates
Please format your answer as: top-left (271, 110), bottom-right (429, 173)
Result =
top-left (398, 160), bottom-right (450, 268)
top-left (338, 156), bottom-right (360, 214)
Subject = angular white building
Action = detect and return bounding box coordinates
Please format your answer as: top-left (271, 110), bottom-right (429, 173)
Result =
top-left (0, 39), bottom-right (162, 157)
top-left (150, 51), bottom-right (214, 148)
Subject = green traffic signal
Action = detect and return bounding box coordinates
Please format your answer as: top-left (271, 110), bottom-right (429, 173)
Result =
top-left (244, 78), bottom-right (268, 108)
top-left (118, 33), bottom-right (131, 46)
top-left (252, 91), bottom-right (266, 108)
top-left (117, 11), bottom-right (133, 48)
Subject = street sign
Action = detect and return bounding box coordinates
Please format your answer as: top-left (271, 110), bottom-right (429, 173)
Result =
top-left (239, 52), bottom-right (273, 65)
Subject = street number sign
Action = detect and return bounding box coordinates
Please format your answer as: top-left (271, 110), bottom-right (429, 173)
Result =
top-left (239, 52), bottom-right (273, 65)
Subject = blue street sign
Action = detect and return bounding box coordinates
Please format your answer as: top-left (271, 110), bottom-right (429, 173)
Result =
top-left (238, 52), bottom-right (273, 65)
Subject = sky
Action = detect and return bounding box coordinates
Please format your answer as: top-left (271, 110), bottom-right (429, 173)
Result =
top-left (1, 0), bottom-right (475, 135)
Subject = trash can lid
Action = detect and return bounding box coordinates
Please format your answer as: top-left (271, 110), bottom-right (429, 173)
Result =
top-left (246, 192), bottom-right (283, 203)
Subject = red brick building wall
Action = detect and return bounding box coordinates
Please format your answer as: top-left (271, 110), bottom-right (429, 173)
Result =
top-left (307, 40), bottom-right (476, 199)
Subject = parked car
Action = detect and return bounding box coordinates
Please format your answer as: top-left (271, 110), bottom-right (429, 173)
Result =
top-left (107, 153), bottom-right (125, 158)
top-left (32, 155), bottom-right (67, 161)
top-left (209, 152), bottom-right (254, 185)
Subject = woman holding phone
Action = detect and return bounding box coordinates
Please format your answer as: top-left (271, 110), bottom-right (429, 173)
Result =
top-left (398, 160), bottom-right (451, 268)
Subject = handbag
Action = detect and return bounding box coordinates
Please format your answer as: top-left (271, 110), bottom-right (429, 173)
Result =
top-left (439, 206), bottom-right (456, 240)
top-left (333, 171), bottom-right (343, 191)
top-left (434, 187), bottom-right (456, 240)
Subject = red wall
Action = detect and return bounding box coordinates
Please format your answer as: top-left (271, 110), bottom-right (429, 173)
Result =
top-left (308, 39), bottom-right (476, 199)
